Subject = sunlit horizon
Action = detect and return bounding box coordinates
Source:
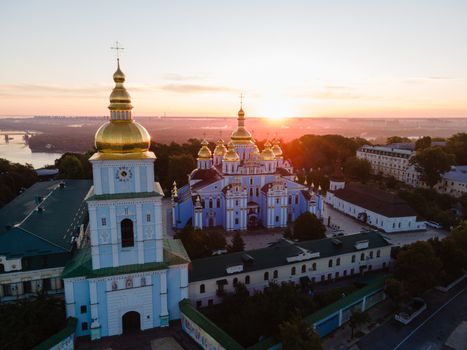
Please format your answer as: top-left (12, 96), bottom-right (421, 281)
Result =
top-left (1, 1), bottom-right (467, 118)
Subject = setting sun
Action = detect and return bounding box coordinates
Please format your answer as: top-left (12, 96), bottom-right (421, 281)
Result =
top-left (257, 96), bottom-right (296, 121)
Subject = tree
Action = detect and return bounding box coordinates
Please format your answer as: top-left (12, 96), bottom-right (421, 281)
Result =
top-left (56, 154), bottom-right (84, 179)
top-left (386, 136), bottom-right (410, 144)
top-left (410, 147), bottom-right (455, 188)
top-left (394, 241), bottom-right (443, 296)
top-left (343, 157), bottom-right (371, 183)
top-left (279, 311), bottom-right (322, 350)
top-left (349, 310), bottom-right (370, 339)
top-left (415, 136), bottom-right (431, 150)
top-left (0, 293), bottom-right (66, 349)
top-left (229, 232), bottom-right (245, 252)
top-left (385, 278), bottom-right (409, 309)
top-left (293, 212), bottom-right (326, 241)
top-left (446, 132), bottom-right (467, 165)
top-left (178, 224), bottom-right (226, 259)
top-left (0, 158), bottom-right (38, 207)
top-left (166, 153), bottom-right (196, 189)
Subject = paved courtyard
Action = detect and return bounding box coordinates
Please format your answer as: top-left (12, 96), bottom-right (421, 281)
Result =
top-left (77, 321), bottom-right (200, 350)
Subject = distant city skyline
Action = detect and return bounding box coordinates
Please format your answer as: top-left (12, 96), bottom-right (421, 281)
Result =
top-left (1, 0), bottom-right (467, 118)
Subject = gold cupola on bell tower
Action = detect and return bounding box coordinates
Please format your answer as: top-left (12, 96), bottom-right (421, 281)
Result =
top-left (94, 59), bottom-right (152, 158)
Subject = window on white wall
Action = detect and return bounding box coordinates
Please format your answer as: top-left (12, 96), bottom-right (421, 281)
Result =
top-left (101, 218), bottom-right (107, 226)
top-left (146, 214), bottom-right (151, 222)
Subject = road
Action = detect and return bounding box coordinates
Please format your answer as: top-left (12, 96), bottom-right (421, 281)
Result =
top-left (358, 278), bottom-right (467, 350)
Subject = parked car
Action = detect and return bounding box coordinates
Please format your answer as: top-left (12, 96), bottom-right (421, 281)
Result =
top-left (395, 297), bottom-right (427, 325)
top-left (426, 221), bottom-right (442, 229)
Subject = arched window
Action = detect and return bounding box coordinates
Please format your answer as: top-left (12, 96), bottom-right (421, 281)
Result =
top-left (273, 270), bottom-right (278, 279)
top-left (376, 250), bottom-right (381, 258)
top-left (245, 275), bottom-right (250, 284)
top-left (360, 253), bottom-right (365, 261)
top-left (301, 264), bottom-right (306, 273)
top-left (233, 278), bottom-right (238, 286)
top-left (264, 272), bottom-right (269, 281)
top-left (216, 198), bottom-right (220, 208)
top-left (369, 251), bottom-right (373, 259)
top-left (336, 258), bottom-right (341, 266)
top-left (312, 263), bottom-right (316, 271)
top-left (200, 284), bottom-right (205, 293)
top-left (121, 219), bottom-right (134, 247)
top-left (291, 267), bottom-right (296, 275)
top-left (328, 259), bottom-right (333, 268)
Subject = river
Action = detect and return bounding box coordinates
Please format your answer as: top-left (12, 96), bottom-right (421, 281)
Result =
top-left (0, 134), bottom-right (62, 169)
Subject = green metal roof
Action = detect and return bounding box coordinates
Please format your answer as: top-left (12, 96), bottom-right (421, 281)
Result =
top-left (62, 239), bottom-right (189, 279)
top-left (87, 182), bottom-right (164, 201)
top-left (189, 231), bottom-right (391, 282)
top-left (179, 299), bottom-right (245, 350)
top-left (304, 274), bottom-right (388, 326)
top-left (87, 191), bottom-right (162, 201)
top-left (0, 180), bottom-right (91, 260)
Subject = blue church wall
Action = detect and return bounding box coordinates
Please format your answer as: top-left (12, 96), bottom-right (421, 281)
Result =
top-left (175, 196), bottom-right (193, 229)
top-left (144, 240), bottom-right (157, 263)
top-left (97, 280), bottom-right (109, 336)
top-left (167, 268), bottom-right (182, 320)
top-left (73, 280), bottom-right (91, 337)
top-left (119, 246), bottom-right (139, 266)
top-left (151, 273), bottom-right (162, 327)
top-left (140, 167), bottom-right (148, 192)
top-left (100, 167), bottom-right (110, 193)
top-left (98, 245), bottom-right (113, 268)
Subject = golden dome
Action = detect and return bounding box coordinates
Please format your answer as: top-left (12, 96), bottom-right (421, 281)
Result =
top-left (95, 121), bottom-right (150, 153)
top-left (94, 60), bottom-right (151, 155)
top-left (108, 59), bottom-right (133, 111)
top-left (271, 139), bottom-right (283, 157)
top-left (261, 141), bottom-right (276, 161)
top-left (197, 139), bottom-right (212, 160)
top-left (213, 139), bottom-right (227, 156)
top-left (231, 106), bottom-right (252, 144)
top-left (224, 142), bottom-right (240, 162)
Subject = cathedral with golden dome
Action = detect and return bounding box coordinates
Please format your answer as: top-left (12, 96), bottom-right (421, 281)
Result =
top-left (172, 105), bottom-right (324, 231)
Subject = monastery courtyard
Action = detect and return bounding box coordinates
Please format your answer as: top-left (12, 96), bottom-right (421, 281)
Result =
top-left (163, 199), bottom-right (447, 250)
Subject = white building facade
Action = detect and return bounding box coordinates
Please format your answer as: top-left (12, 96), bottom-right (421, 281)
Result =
top-left (188, 232), bottom-right (392, 307)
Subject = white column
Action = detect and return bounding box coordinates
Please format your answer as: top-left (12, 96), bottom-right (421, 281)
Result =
top-left (180, 267), bottom-right (188, 300)
top-left (65, 281), bottom-right (76, 317)
top-left (93, 164), bottom-right (102, 194)
top-left (110, 206), bottom-right (119, 267)
top-left (108, 167), bottom-right (115, 194)
top-left (89, 206), bottom-right (100, 269)
top-left (134, 166), bottom-right (141, 192)
top-left (136, 204), bottom-right (144, 264)
top-left (160, 271), bottom-right (168, 317)
top-left (90, 281), bottom-right (98, 321)
top-left (146, 165), bottom-right (153, 192)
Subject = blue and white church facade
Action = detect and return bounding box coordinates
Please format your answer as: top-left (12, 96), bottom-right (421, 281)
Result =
top-left (62, 60), bottom-right (190, 339)
top-left (172, 107), bottom-right (324, 231)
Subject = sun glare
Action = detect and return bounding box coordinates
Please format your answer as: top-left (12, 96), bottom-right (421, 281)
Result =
top-left (258, 96), bottom-right (295, 121)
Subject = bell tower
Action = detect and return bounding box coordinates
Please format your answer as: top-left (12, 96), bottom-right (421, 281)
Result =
top-left (87, 59), bottom-right (164, 270)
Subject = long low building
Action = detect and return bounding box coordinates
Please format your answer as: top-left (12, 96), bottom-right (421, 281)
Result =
top-left (188, 231), bottom-right (391, 308)
top-left (327, 182), bottom-right (426, 233)
top-left (0, 180), bottom-right (92, 301)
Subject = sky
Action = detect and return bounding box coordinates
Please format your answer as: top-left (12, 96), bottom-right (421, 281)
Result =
top-left (1, 0), bottom-right (467, 119)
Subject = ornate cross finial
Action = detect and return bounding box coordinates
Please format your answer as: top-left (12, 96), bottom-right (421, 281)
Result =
top-left (111, 41), bottom-right (125, 59)
top-left (239, 93), bottom-right (244, 108)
